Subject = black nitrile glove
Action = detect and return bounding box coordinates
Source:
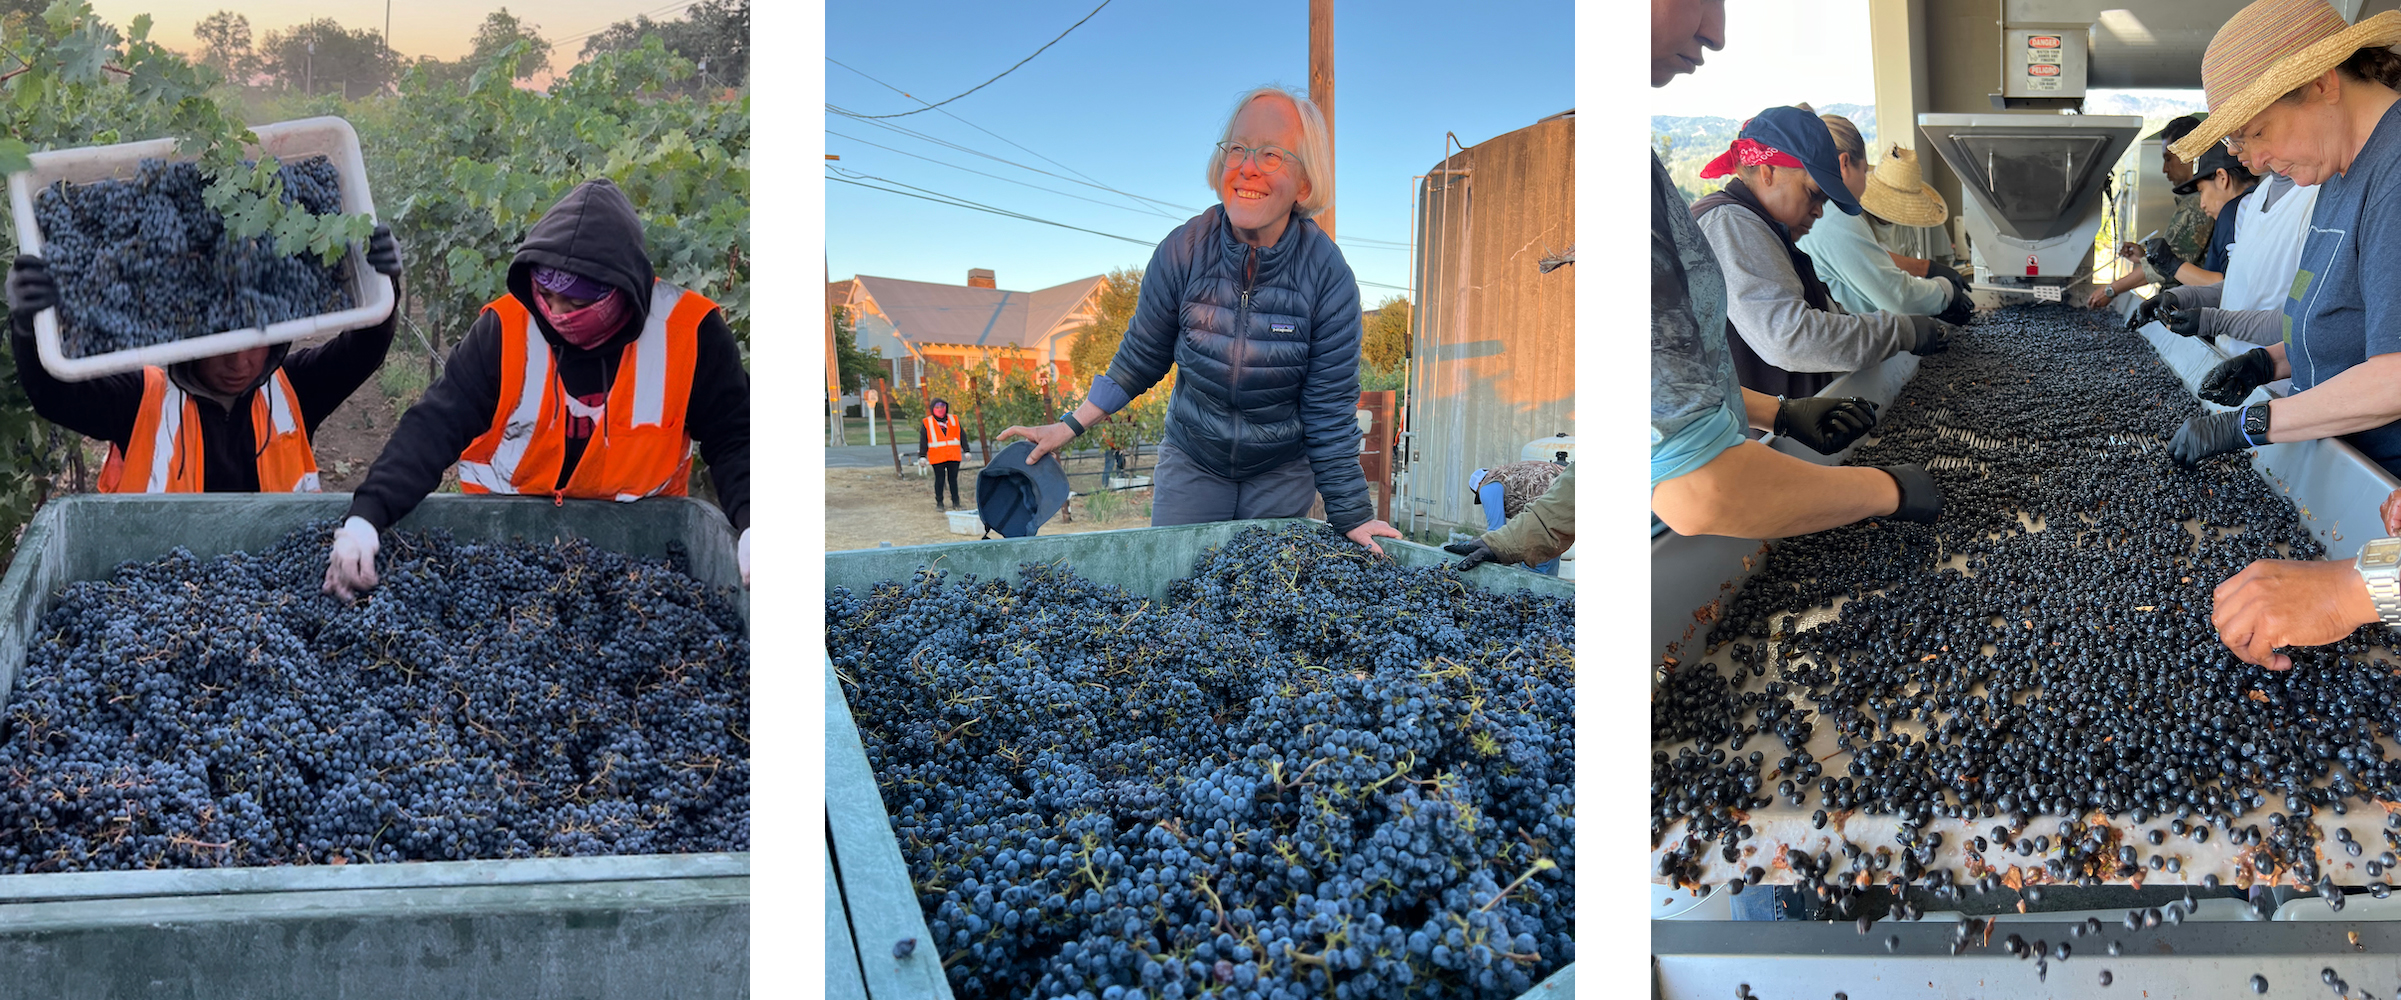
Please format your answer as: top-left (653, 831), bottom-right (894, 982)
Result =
top-left (2144, 237), bottom-right (2183, 279)
top-left (2198, 347), bottom-right (2277, 406)
top-left (2127, 292), bottom-right (2170, 331)
top-left (1877, 464), bottom-right (1942, 523)
top-left (1935, 277), bottom-right (1975, 326)
top-left (1443, 537), bottom-right (1495, 572)
top-left (1776, 396), bottom-right (1880, 455)
top-left (365, 224), bottom-right (402, 279)
top-left (2156, 297), bottom-right (2203, 338)
top-left (1925, 258), bottom-right (1967, 290)
top-left (6, 255), bottom-right (55, 333)
top-left (1905, 314), bottom-right (1955, 356)
top-left (2169, 408), bottom-right (2249, 466)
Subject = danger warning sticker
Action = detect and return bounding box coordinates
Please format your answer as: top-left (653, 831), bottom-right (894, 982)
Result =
top-left (2028, 64), bottom-right (2062, 77)
top-left (2029, 35), bottom-right (2061, 48)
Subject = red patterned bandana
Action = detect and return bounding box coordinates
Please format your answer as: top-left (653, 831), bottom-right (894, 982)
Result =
top-left (1700, 137), bottom-right (1805, 179)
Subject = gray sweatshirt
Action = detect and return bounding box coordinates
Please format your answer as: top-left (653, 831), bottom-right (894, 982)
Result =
top-left (1695, 201), bottom-right (1917, 375)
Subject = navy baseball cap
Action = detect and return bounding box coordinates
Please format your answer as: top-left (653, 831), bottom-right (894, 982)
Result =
top-left (1733, 106), bottom-right (1863, 216)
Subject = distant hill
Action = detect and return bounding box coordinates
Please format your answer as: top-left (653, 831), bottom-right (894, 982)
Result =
top-left (1651, 103), bottom-right (1880, 203)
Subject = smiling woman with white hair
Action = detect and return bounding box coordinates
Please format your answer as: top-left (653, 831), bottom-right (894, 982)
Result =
top-left (999, 85), bottom-right (1403, 555)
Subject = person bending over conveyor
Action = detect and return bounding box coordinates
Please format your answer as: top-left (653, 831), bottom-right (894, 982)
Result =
top-left (1651, 1), bottom-right (1941, 537)
top-left (2130, 157), bottom-right (2314, 348)
top-left (3, 229), bottom-right (401, 493)
top-left (2161, 1), bottom-right (2401, 477)
top-left (2163, 0), bottom-right (2401, 669)
top-left (1794, 120), bottom-right (1974, 327)
top-left (1691, 105), bottom-right (1957, 400)
top-left (1444, 463), bottom-right (1572, 573)
top-left (322, 179), bottom-right (751, 598)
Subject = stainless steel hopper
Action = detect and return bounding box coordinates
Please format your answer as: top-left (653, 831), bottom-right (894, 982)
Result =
top-left (1918, 113), bottom-right (2143, 295)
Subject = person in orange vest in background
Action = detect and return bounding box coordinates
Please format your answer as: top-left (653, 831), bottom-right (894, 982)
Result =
top-left (919, 397), bottom-right (965, 510)
top-left (3, 227), bottom-right (402, 493)
top-left (322, 179), bottom-right (750, 598)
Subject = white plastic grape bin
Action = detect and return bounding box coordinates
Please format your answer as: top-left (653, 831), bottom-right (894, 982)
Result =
top-left (5, 116), bottom-right (393, 383)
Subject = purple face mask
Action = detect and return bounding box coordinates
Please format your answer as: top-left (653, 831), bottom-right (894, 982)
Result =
top-left (537, 288), bottom-right (632, 348)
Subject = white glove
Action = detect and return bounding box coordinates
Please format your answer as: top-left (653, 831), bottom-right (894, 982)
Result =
top-left (323, 516), bottom-right (381, 601)
top-left (738, 527), bottom-right (751, 589)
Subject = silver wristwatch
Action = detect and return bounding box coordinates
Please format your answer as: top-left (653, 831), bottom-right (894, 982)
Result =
top-left (2358, 537), bottom-right (2401, 626)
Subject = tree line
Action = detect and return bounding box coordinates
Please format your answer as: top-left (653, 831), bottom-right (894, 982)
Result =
top-left (0, 0), bottom-right (750, 99)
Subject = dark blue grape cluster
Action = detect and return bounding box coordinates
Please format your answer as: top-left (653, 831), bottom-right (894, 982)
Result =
top-left (828, 525), bottom-right (1574, 1000)
top-left (0, 520), bottom-right (748, 872)
top-left (31, 156), bottom-right (357, 358)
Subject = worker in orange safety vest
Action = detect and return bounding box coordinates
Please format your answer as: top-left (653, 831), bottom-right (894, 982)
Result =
top-left (3, 227), bottom-right (402, 494)
top-left (324, 179), bottom-right (750, 599)
top-left (919, 398), bottom-right (965, 510)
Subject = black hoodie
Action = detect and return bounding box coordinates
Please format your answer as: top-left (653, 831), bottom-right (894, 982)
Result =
top-left (10, 293), bottom-right (394, 491)
top-left (347, 179), bottom-right (750, 531)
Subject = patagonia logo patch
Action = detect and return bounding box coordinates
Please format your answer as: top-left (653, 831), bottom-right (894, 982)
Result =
top-left (1270, 323), bottom-right (1296, 334)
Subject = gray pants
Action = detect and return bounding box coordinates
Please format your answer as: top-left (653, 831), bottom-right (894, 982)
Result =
top-left (1149, 442), bottom-right (1319, 527)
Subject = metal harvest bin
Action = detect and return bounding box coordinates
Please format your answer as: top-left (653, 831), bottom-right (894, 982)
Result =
top-left (0, 494), bottom-right (747, 999)
top-left (823, 519), bottom-right (1574, 999)
top-left (5, 116), bottom-right (398, 382)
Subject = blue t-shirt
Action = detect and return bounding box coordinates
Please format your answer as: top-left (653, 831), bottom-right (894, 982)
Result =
top-left (2285, 99), bottom-right (2401, 472)
top-left (2202, 188), bottom-right (2242, 275)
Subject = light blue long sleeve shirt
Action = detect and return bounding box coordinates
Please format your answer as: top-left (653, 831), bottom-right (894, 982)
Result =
top-left (1795, 207), bottom-right (1955, 318)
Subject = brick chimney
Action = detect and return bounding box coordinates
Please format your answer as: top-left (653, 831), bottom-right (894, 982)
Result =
top-left (967, 268), bottom-right (996, 289)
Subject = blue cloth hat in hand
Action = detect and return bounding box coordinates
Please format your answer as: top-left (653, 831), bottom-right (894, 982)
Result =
top-left (976, 441), bottom-right (1072, 538)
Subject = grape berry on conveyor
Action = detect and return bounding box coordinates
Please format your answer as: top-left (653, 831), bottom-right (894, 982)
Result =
top-left (828, 525), bottom-right (1574, 1000)
top-left (32, 157), bottom-right (357, 358)
top-left (0, 521), bottom-right (748, 872)
top-left (1654, 304), bottom-right (2401, 916)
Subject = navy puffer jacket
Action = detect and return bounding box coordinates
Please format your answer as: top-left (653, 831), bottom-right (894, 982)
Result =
top-left (1105, 206), bottom-right (1372, 533)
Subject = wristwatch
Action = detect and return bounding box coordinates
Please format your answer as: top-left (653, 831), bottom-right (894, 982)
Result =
top-left (2241, 403), bottom-right (2271, 446)
top-left (2103, 285), bottom-right (2120, 301)
top-left (2359, 537), bottom-right (2401, 626)
top-left (1059, 410), bottom-right (1087, 436)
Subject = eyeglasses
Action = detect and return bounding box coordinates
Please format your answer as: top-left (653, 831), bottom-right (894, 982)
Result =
top-left (1217, 141), bottom-right (1299, 175)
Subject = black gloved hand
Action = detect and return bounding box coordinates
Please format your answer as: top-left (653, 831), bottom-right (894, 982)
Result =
top-left (1925, 258), bottom-right (1966, 289)
top-left (6, 255), bottom-right (55, 333)
top-left (2169, 408), bottom-right (2250, 466)
top-left (365, 224), bottom-right (401, 279)
top-left (2144, 237), bottom-right (2183, 279)
top-left (1877, 464), bottom-right (1942, 523)
top-left (1776, 396), bottom-right (1880, 455)
top-left (2198, 347), bottom-right (2277, 406)
top-left (1442, 538), bottom-right (1495, 572)
top-left (1905, 314), bottom-right (1956, 356)
top-left (2155, 297), bottom-right (2203, 338)
top-left (2126, 291), bottom-right (2170, 331)
top-left (1930, 278), bottom-right (1968, 326)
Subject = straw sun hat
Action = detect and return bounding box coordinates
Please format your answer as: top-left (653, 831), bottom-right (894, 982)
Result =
top-left (1860, 146), bottom-right (1948, 228)
top-left (2170, 0), bottom-right (2401, 162)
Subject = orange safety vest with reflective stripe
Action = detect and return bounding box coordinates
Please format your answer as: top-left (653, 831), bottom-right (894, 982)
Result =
top-left (98, 367), bottom-right (321, 493)
top-left (456, 281), bottom-right (709, 503)
top-left (923, 413), bottom-right (962, 464)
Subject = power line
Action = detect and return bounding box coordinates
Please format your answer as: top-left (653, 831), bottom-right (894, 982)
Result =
top-left (828, 168), bottom-right (1409, 293)
top-left (826, 57), bottom-right (1199, 216)
top-left (826, 105), bottom-right (1196, 215)
top-left (553, 0), bottom-right (697, 49)
top-left (828, 170), bottom-right (1159, 247)
top-left (825, 128), bottom-right (1182, 220)
top-left (838, 0), bottom-right (1112, 118)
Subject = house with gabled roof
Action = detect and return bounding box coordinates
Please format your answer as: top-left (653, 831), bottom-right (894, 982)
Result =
top-left (834, 268), bottom-right (1106, 389)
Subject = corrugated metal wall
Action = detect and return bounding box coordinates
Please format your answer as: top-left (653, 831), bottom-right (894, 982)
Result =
top-left (1401, 115), bottom-right (1575, 540)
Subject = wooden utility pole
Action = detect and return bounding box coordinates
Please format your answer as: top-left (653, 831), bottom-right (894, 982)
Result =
top-left (827, 262), bottom-right (845, 447)
top-left (1309, 0), bottom-right (1335, 241)
top-left (877, 377), bottom-right (903, 477)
